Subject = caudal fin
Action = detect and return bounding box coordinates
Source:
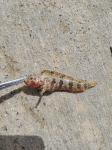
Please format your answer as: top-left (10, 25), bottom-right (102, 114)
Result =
top-left (87, 81), bottom-right (97, 89)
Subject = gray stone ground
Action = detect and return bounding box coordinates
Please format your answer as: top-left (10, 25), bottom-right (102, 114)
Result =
top-left (0, 0), bottom-right (112, 150)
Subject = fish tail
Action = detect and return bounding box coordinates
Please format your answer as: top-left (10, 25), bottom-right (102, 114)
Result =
top-left (87, 81), bottom-right (97, 89)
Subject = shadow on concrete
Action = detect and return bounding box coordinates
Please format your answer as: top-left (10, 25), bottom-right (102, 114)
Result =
top-left (0, 87), bottom-right (24, 103)
top-left (0, 86), bottom-right (51, 107)
top-left (0, 86), bottom-right (41, 102)
top-left (0, 135), bottom-right (45, 150)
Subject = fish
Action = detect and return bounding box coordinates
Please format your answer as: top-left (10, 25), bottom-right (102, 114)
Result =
top-left (24, 70), bottom-right (97, 96)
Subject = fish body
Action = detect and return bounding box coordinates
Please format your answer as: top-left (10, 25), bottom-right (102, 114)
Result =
top-left (25, 70), bottom-right (96, 95)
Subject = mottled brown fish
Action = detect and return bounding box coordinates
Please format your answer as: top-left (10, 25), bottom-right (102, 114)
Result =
top-left (24, 70), bottom-right (97, 96)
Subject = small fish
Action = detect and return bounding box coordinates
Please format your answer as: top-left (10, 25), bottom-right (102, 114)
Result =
top-left (25, 70), bottom-right (97, 96)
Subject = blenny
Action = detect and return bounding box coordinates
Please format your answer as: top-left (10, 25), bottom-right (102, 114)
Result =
top-left (25, 70), bottom-right (97, 96)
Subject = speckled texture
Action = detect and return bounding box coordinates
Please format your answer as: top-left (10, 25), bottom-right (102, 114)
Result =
top-left (0, 0), bottom-right (112, 150)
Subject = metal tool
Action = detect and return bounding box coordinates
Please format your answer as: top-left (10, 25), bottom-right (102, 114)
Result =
top-left (0, 77), bottom-right (27, 90)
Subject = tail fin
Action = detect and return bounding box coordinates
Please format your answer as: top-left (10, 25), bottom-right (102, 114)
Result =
top-left (87, 81), bottom-right (97, 89)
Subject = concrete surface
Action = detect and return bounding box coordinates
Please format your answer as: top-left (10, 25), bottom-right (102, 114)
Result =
top-left (0, 0), bottom-right (112, 149)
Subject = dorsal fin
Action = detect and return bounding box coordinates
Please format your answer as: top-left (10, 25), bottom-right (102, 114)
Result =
top-left (41, 70), bottom-right (86, 83)
top-left (41, 70), bottom-right (74, 80)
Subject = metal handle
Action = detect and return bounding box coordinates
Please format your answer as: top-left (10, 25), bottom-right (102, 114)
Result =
top-left (0, 77), bottom-right (26, 90)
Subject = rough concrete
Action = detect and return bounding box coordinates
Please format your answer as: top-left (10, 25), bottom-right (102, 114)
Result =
top-left (0, 0), bottom-right (112, 149)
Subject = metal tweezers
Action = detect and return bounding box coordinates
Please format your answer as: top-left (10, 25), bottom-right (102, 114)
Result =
top-left (0, 77), bottom-right (27, 90)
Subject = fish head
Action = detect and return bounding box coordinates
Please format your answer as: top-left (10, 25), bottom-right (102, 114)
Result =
top-left (24, 75), bottom-right (44, 88)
